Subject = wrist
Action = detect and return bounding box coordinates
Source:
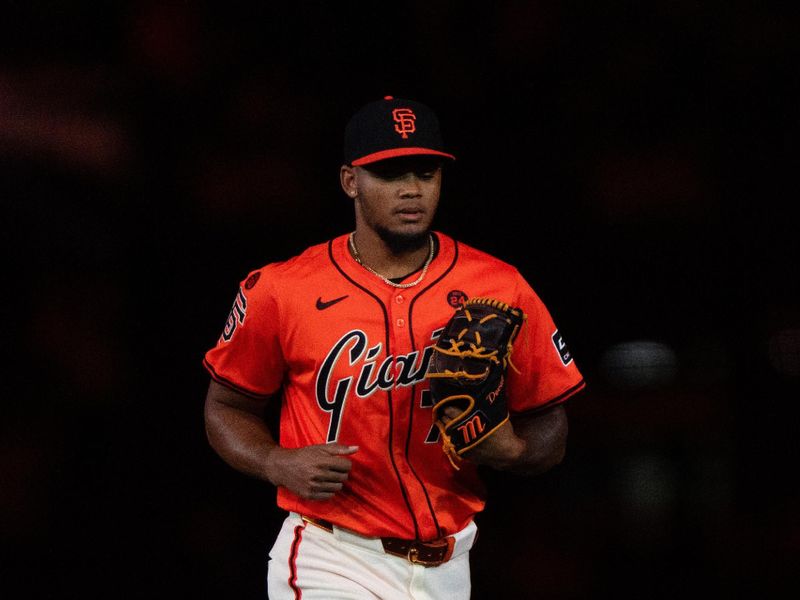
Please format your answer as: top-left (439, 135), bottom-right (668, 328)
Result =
top-left (466, 430), bottom-right (527, 470)
top-left (262, 444), bottom-right (285, 485)
top-left (490, 435), bottom-right (526, 470)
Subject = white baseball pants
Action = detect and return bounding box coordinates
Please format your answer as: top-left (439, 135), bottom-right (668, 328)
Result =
top-left (267, 512), bottom-right (476, 599)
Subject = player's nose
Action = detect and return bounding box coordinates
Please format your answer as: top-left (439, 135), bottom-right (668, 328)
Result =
top-left (398, 173), bottom-right (423, 198)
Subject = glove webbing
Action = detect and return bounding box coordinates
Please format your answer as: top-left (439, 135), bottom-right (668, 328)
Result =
top-left (427, 298), bottom-right (524, 381)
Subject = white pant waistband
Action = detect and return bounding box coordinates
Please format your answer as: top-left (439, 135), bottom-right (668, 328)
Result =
top-left (291, 513), bottom-right (478, 566)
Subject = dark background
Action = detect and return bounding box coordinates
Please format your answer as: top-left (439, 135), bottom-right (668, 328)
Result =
top-left (2, 2), bottom-right (798, 598)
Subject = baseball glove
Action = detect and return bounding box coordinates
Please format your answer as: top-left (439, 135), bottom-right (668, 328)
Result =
top-left (426, 297), bottom-right (526, 469)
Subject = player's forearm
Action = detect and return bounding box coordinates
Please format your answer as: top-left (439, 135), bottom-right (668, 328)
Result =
top-left (472, 407), bottom-right (567, 475)
top-left (462, 406), bottom-right (567, 473)
top-left (204, 399), bottom-right (280, 483)
top-left (504, 406), bottom-right (568, 475)
top-left (502, 435), bottom-right (565, 476)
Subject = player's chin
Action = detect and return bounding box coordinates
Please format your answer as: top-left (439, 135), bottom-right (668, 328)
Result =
top-left (378, 225), bottom-right (431, 253)
top-left (393, 226), bottom-right (431, 245)
top-left (392, 216), bottom-right (432, 237)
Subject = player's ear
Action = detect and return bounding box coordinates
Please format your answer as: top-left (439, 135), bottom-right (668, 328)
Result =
top-left (340, 165), bottom-right (358, 199)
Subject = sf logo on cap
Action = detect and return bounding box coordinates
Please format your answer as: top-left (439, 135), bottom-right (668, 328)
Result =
top-left (392, 108), bottom-right (416, 139)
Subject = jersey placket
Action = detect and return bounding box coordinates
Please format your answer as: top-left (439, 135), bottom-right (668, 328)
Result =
top-left (386, 289), bottom-right (439, 539)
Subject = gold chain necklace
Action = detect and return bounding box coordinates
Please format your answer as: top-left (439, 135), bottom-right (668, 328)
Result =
top-left (348, 232), bottom-right (434, 289)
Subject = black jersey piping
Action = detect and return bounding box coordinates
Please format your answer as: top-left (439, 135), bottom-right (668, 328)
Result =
top-left (405, 236), bottom-right (460, 538)
top-left (513, 379), bottom-right (587, 417)
top-left (203, 358), bottom-right (274, 399)
top-left (328, 239), bottom-right (421, 539)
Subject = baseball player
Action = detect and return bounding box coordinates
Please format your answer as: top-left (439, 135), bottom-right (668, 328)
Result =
top-left (203, 96), bottom-right (586, 599)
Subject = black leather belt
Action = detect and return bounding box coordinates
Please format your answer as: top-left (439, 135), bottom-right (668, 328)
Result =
top-left (301, 516), bottom-right (456, 567)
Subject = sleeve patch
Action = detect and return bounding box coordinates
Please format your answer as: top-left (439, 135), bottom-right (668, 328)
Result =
top-left (245, 272), bottom-right (261, 289)
top-left (551, 330), bottom-right (573, 366)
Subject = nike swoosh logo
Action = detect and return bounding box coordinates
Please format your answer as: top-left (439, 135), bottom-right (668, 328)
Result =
top-left (316, 295), bottom-right (349, 310)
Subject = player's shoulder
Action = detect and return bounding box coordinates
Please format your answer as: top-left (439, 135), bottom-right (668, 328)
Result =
top-left (442, 232), bottom-right (545, 304)
top-left (265, 239), bottom-right (331, 274)
top-left (446, 234), bottom-right (521, 277)
top-left (235, 237), bottom-right (337, 290)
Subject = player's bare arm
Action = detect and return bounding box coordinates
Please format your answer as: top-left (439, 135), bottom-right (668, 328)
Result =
top-left (444, 404), bottom-right (568, 474)
top-left (204, 380), bottom-right (358, 500)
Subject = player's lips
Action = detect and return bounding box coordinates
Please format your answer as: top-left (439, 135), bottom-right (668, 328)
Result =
top-left (395, 206), bottom-right (425, 222)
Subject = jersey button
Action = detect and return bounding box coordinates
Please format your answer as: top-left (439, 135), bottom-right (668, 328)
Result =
top-left (396, 318), bottom-right (405, 327)
top-left (395, 294), bottom-right (404, 304)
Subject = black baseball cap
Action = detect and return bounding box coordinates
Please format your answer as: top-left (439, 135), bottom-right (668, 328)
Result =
top-left (343, 96), bottom-right (456, 166)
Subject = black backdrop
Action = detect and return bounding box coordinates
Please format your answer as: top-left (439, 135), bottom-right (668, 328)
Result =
top-left (3, 2), bottom-right (798, 598)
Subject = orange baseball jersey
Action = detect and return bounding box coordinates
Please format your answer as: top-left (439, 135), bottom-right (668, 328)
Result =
top-left (203, 232), bottom-right (585, 541)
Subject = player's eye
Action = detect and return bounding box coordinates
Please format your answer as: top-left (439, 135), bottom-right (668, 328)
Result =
top-left (367, 165), bottom-right (404, 180)
top-left (377, 172), bottom-right (404, 181)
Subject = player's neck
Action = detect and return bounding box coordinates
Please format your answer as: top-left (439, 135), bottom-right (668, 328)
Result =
top-left (349, 230), bottom-right (433, 280)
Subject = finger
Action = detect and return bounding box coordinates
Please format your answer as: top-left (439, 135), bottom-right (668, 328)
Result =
top-left (313, 480), bottom-right (345, 493)
top-left (308, 491), bottom-right (336, 501)
top-left (323, 444), bottom-right (359, 455)
top-left (325, 457), bottom-right (355, 473)
top-left (295, 481), bottom-right (339, 499)
top-left (312, 469), bottom-right (350, 483)
top-left (443, 406), bottom-right (462, 419)
top-left (305, 481), bottom-right (345, 500)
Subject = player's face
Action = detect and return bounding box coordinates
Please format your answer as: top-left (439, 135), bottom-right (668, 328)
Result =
top-left (345, 157), bottom-right (442, 250)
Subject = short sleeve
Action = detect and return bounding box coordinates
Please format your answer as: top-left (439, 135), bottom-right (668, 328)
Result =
top-left (505, 274), bottom-right (586, 414)
top-left (202, 269), bottom-right (286, 397)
